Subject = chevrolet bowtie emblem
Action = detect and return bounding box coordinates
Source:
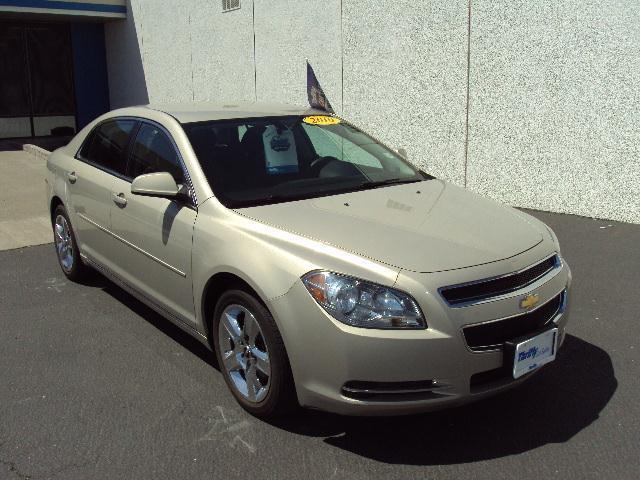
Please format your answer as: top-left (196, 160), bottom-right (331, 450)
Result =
top-left (520, 293), bottom-right (540, 310)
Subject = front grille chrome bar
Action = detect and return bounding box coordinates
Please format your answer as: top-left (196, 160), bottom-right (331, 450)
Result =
top-left (439, 253), bottom-right (561, 307)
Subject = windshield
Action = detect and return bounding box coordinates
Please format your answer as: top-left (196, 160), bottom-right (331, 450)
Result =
top-left (183, 115), bottom-right (430, 208)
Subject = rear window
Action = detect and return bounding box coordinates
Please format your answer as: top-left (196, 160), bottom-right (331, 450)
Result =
top-left (79, 119), bottom-right (135, 175)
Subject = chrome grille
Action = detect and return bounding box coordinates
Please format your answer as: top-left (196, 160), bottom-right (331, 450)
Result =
top-left (440, 254), bottom-right (560, 307)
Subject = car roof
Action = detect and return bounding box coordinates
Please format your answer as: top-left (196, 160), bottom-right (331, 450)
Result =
top-left (144, 102), bottom-right (327, 123)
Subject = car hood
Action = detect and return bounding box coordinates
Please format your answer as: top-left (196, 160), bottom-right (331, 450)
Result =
top-left (234, 180), bottom-right (543, 272)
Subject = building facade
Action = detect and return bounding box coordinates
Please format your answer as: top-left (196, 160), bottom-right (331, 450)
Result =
top-left (1, 0), bottom-right (638, 223)
top-left (0, 0), bottom-right (121, 141)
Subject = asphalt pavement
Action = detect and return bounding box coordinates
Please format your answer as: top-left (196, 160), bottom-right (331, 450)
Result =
top-left (1, 210), bottom-right (638, 479)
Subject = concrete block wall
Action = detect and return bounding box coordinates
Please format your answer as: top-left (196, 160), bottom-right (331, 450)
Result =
top-left (254, 0), bottom-right (342, 109)
top-left (467, 0), bottom-right (640, 224)
top-left (342, 0), bottom-right (469, 187)
top-left (104, 0), bottom-right (149, 108)
top-left (104, 0), bottom-right (639, 223)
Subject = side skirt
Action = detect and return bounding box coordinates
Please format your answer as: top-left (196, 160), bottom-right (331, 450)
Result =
top-left (81, 253), bottom-right (211, 349)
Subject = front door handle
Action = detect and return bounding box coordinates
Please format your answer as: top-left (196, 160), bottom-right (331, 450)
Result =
top-left (67, 171), bottom-right (77, 184)
top-left (112, 192), bottom-right (127, 207)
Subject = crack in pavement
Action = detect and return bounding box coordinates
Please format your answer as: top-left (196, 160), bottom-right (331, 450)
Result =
top-left (0, 455), bottom-right (90, 480)
top-left (0, 457), bottom-right (31, 480)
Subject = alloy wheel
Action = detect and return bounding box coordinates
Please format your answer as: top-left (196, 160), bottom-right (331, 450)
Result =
top-left (218, 304), bottom-right (271, 403)
top-left (54, 214), bottom-right (74, 272)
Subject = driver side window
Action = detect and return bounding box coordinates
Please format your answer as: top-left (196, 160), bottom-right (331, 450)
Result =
top-left (127, 123), bottom-right (185, 184)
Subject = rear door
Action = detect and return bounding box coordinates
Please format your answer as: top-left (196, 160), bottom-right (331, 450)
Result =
top-left (109, 121), bottom-right (197, 326)
top-left (70, 118), bottom-right (136, 266)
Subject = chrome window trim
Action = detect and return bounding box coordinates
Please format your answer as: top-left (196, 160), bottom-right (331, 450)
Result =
top-left (74, 156), bottom-right (132, 183)
top-left (438, 253), bottom-right (562, 308)
top-left (460, 288), bottom-right (567, 353)
top-left (75, 116), bottom-right (199, 207)
top-left (74, 117), bottom-right (137, 181)
top-left (133, 118), bottom-right (198, 206)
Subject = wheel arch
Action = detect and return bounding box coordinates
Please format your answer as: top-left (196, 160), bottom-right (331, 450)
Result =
top-left (201, 271), bottom-right (269, 348)
top-left (50, 195), bottom-right (64, 221)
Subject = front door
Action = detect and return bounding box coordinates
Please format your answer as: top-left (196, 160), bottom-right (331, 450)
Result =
top-left (109, 122), bottom-right (197, 326)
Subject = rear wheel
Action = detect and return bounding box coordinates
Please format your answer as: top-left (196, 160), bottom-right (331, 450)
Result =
top-left (213, 289), bottom-right (297, 418)
top-left (52, 205), bottom-right (89, 281)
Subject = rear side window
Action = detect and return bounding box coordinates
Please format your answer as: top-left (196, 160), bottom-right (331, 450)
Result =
top-left (79, 119), bottom-right (135, 175)
top-left (127, 123), bottom-right (185, 183)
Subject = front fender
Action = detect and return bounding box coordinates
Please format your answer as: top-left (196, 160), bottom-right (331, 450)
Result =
top-left (191, 198), bottom-right (400, 335)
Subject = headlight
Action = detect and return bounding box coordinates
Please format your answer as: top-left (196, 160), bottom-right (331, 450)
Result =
top-left (545, 224), bottom-right (561, 254)
top-left (301, 271), bottom-right (426, 329)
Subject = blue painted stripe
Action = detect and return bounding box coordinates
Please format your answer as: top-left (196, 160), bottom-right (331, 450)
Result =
top-left (0, 0), bottom-right (126, 14)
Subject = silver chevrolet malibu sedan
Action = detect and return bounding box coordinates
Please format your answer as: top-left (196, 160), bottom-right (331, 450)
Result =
top-left (46, 103), bottom-right (571, 418)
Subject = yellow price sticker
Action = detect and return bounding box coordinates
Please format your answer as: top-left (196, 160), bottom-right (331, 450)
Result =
top-left (302, 115), bottom-right (341, 126)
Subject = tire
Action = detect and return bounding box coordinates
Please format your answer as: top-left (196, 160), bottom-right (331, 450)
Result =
top-left (52, 205), bottom-right (89, 281)
top-left (213, 289), bottom-right (297, 418)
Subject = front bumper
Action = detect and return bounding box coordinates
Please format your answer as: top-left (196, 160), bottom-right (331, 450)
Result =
top-left (268, 251), bottom-right (572, 416)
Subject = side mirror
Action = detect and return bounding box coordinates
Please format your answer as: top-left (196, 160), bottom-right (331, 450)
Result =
top-left (397, 148), bottom-right (408, 159)
top-left (131, 172), bottom-right (180, 198)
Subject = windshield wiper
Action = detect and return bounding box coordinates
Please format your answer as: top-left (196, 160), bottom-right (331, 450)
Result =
top-left (230, 193), bottom-right (314, 208)
top-left (229, 178), bottom-right (425, 208)
top-left (356, 177), bottom-right (422, 189)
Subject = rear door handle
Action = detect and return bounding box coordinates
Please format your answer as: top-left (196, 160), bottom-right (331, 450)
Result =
top-left (67, 171), bottom-right (77, 184)
top-left (112, 192), bottom-right (127, 207)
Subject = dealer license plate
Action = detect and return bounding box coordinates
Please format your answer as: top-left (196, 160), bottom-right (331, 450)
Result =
top-left (511, 328), bottom-right (558, 379)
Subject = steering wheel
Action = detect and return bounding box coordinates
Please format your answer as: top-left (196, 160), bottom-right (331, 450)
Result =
top-left (310, 155), bottom-right (341, 176)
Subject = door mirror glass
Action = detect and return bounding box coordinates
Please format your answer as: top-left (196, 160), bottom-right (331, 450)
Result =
top-left (131, 172), bottom-right (180, 198)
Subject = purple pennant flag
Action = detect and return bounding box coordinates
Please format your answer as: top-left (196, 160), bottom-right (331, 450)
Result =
top-left (306, 61), bottom-right (334, 114)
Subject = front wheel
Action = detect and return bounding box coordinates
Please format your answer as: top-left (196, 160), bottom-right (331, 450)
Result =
top-left (52, 205), bottom-right (89, 281)
top-left (213, 289), bottom-right (297, 418)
